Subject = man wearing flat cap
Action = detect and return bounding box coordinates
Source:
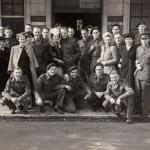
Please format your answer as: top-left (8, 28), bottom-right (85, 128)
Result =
top-left (88, 63), bottom-right (110, 111)
top-left (135, 32), bottom-right (150, 116)
top-left (66, 66), bottom-right (91, 111)
top-left (135, 21), bottom-right (146, 46)
top-left (36, 63), bottom-right (72, 114)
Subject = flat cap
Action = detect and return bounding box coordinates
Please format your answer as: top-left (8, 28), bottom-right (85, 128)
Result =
top-left (68, 66), bottom-right (78, 73)
top-left (46, 63), bottom-right (56, 71)
top-left (139, 32), bottom-right (150, 38)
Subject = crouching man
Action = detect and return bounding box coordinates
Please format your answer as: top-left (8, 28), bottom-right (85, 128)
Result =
top-left (36, 63), bottom-right (72, 114)
top-left (103, 71), bottom-right (134, 123)
top-left (67, 66), bottom-right (91, 111)
top-left (88, 63), bottom-right (110, 111)
top-left (2, 67), bottom-right (32, 114)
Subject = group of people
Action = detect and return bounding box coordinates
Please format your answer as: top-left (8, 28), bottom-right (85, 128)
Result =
top-left (0, 21), bottom-right (149, 123)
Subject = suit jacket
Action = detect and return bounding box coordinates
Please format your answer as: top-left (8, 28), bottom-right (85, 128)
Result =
top-left (8, 45), bottom-right (39, 87)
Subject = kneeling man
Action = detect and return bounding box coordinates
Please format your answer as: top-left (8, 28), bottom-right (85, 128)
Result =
top-left (103, 71), bottom-right (134, 123)
top-left (2, 67), bottom-right (32, 114)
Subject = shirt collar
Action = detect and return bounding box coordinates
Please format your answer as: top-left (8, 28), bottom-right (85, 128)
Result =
top-left (46, 73), bottom-right (56, 80)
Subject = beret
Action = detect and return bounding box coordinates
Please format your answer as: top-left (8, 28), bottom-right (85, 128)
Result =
top-left (46, 63), bottom-right (56, 71)
top-left (68, 66), bottom-right (78, 73)
top-left (139, 32), bottom-right (150, 37)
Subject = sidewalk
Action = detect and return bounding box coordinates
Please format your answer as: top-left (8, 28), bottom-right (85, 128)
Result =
top-left (0, 104), bottom-right (149, 122)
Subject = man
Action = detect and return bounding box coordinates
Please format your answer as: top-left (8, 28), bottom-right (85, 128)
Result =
top-left (2, 67), bottom-right (32, 114)
top-left (68, 27), bottom-right (76, 39)
top-left (42, 27), bottom-right (49, 41)
top-left (0, 37), bottom-right (10, 93)
top-left (0, 26), bottom-right (5, 38)
top-left (32, 26), bottom-right (53, 76)
top-left (36, 63), bottom-right (71, 114)
top-left (135, 21), bottom-right (146, 46)
top-left (88, 63), bottom-right (109, 111)
top-left (4, 26), bottom-right (18, 49)
top-left (66, 66), bottom-right (91, 111)
top-left (103, 72), bottom-right (134, 123)
top-left (78, 28), bottom-right (91, 82)
top-left (25, 24), bottom-right (33, 33)
top-left (60, 27), bottom-right (81, 72)
top-left (135, 32), bottom-right (150, 116)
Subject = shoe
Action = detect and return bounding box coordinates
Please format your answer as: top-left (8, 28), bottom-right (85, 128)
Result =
top-left (10, 109), bottom-right (16, 114)
top-left (126, 118), bottom-right (132, 124)
top-left (54, 107), bottom-right (64, 114)
top-left (40, 106), bottom-right (46, 113)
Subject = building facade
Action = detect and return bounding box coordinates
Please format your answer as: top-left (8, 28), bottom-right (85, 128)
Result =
top-left (0, 0), bottom-right (149, 35)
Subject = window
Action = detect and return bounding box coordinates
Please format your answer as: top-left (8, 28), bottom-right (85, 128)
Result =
top-left (130, 0), bottom-right (150, 32)
top-left (1, 0), bottom-right (24, 16)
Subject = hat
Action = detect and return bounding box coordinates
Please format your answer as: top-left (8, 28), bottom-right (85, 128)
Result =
top-left (0, 37), bottom-right (6, 41)
top-left (25, 31), bottom-right (34, 38)
top-left (136, 21), bottom-right (146, 28)
top-left (46, 63), bottom-right (56, 71)
top-left (123, 33), bottom-right (135, 39)
top-left (93, 63), bottom-right (104, 72)
top-left (68, 66), bottom-right (78, 73)
top-left (139, 32), bottom-right (150, 38)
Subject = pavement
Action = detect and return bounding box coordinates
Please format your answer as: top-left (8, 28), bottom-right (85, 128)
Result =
top-left (0, 104), bottom-right (150, 122)
top-left (0, 122), bottom-right (150, 150)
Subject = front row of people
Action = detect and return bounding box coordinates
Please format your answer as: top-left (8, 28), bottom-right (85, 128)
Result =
top-left (2, 62), bottom-right (135, 123)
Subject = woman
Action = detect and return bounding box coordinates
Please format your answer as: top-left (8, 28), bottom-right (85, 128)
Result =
top-left (88, 26), bottom-right (102, 73)
top-left (97, 32), bottom-right (118, 74)
top-left (49, 28), bottom-right (64, 75)
top-left (118, 33), bottom-right (136, 88)
top-left (8, 34), bottom-right (39, 105)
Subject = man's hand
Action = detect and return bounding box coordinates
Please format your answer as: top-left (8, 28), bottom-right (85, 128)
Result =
top-left (11, 97), bottom-right (18, 104)
top-left (36, 98), bottom-right (43, 105)
top-left (65, 85), bottom-right (72, 91)
top-left (136, 63), bottom-right (142, 71)
top-left (64, 74), bottom-right (69, 82)
top-left (95, 92), bottom-right (103, 98)
top-left (110, 98), bottom-right (115, 104)
top-left (116, 98), bottom-right (121, 105)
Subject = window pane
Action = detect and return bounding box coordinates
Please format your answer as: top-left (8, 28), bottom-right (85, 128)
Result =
top-left (142, 0), bottom-right (150, 4)
top-left (13, 5), bottom-right (24, 15)
top-left (141, 18), bottom-right (150, 29)
top-left (131, 0), bottom-right (141, 4)
top-left (1, 5), bottom-right (12, 15)
top-left (1, 0), bottom-right (12, 4)
top-left (130, 4), bottom-right (141, 16)
top-left (13, 0), bottom-right (24, 4)
top-left (142, 5), bottom-right (150, 16)
top-left (130, 18), bottom-right (141, 29)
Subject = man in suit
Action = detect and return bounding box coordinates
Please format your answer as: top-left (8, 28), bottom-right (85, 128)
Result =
top-left (135, 32), bottom-right (150, 116)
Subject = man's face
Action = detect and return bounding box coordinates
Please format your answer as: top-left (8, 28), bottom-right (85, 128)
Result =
top-left (53, 33), bottom-right (60, 42)
top-left (0, 41), bottom-right (5, 49)
top-left (125, 37), bottom-right (133, 46)
top-left (25, 25), bottom-right (32, 32)
top-left (61, 29), bottom-right (68, 39)
top-left (110, 74), bottom-right (120, 85)
top-left (5, 29), bottom-right (13, 38)
top-left (92, 29), bottom-right (100, 39)
top-left (33, 28), bottom-right (41, 39)
top-left (70, 69), bottom-right (78, 79)
top-left (47, 66), bottom-right (57, 76)
top-left (112, 26), bottom-right (120, 35)
top-left (68, 28), bottom-right (75, 38)
top-left (114, 34), bottom-right (122, 45)
top-left (19, 35), bottom-right (26, 47)
top-left (81, 30), bottom-right (88, 39)
top-left (14, 69), bottom-right (22, 81)
top-left (95, 65), bottom-right (103, 77)
top-left (138, 24), bottom-right (146, 33)
top-left (140, 35), bottom-right (150, 47)
top-left (42, 29), bottom-right (49, 39)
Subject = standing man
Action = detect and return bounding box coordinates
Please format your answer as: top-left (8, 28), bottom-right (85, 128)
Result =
top-left (135, 21), bottom-right (146, 46)
top-left (0, 26), bottom-right (5, 38)
top-left (88, 63), bottom-right (109, 111)
top-left (135, 32), bottom-right (150, 116)
top-left (32, 26), bottom-right (53, 76)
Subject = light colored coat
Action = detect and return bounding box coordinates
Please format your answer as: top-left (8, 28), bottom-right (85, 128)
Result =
top-left (8, 45), bottom-right (39, 88)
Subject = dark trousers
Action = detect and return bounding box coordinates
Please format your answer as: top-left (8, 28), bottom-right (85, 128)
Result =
top-left (2, 97), bottom-right (32, 111)
top-left (41, 89), bottom-right (66, 108)
top-left (103, 96), bottom-right (134, 119)
top-left (135, 79), bottom-right (150, 115)
top-left (87, 93), bottom-right (105, 110)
